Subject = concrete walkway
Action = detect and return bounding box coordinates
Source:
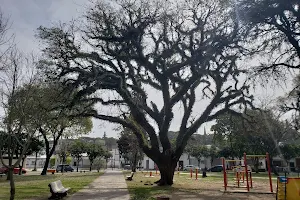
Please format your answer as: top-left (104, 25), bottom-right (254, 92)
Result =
top-left (68, 169), bottom-right (130, 200)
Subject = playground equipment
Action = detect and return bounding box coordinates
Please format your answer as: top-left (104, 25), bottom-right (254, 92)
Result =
top-left (222, 152), bottom-right (273, 193)
top-left (276, 175), bottom-right (300, 200)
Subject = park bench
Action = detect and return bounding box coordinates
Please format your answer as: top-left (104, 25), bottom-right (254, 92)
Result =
top-left (48, 180), bottom-right (70, 199)
top-left (126, 172), bottom-right (134, 181)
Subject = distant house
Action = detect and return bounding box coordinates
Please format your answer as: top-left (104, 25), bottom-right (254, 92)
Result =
top-left (25, 155), bottom-right (46, 169)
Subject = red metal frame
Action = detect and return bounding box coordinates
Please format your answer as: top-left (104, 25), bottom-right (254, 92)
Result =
top-left (249, 172), bottom-right (253, 188)
top-left (237, 172), bottom-right (240, 187)
top-left (222, 157), bottom-right (227, 191)
top-left (266, 152), bottom-right (273, 193)
top-left (222, 153), bottom-right (273, 193)
top-left (244, 153), bottom-right (250, 192)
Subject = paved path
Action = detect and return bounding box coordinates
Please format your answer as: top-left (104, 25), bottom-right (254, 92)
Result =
top-left (68, 169), bottom-right (130, 200)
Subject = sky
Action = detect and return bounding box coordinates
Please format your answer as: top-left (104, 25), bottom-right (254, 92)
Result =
top-left (0, 0), bottom-right (291, 139)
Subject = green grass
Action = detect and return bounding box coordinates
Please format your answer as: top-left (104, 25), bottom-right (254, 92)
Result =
top-left (0, 171), bottom-right (103, 200)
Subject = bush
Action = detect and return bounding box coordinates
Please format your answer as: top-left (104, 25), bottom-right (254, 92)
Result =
top-left (50, 157), bottom-right (56, 168)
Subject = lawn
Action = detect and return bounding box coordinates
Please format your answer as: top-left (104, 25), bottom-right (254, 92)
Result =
top-left (125, 171), bottom-right (277, 200)
top-left (0, 171), bottom-right (103, 200)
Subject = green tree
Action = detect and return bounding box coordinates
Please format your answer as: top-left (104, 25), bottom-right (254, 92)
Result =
top-left (211, 113), bottom-right (247, 158)
top-left (37, 0), bottom-right (255, 185)
top-left (15, 136), bottom-right (44, 175)
top-left (117, 128), bottom-right (144, 172)
top-left (103, 137), bottom-right (117, 151)
top-left (86, 142), bottom-right (104, 171)
top-left (11, 83), bottom-right (93, 175)
top-left (104, 151), bottom-right (113, 169)
top-left (93, 157), bottom-right (105, 172)
top-left (0, 49), bottom-right (38, 200)
top-left (69, 139), bottom-right (86, 172)
top-left (190, 145), bottom-right (209, 168)
top-left (218, 146), bottom-right (233, 159)
top-left (279, 144), bottom-right (300, 171)
top-left (211, 109), bottom-right (294, 173)
top-left (208, 145), bottom-right (218, 167)
top-left (30, 137), bottom-right (44, 171)
top-left (211, 110), bottom-right (291, 157)
top-left (50, 157), bottom-right (56, 168)
top-left (65, 156), bottom-right (72, 165)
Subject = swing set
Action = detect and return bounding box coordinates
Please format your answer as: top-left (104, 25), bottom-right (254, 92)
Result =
top-left (222, 152), bottom-right (273, 193)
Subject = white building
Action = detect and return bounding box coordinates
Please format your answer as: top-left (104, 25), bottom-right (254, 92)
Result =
top-left (25, 155), bottom-right (46, 169)
top-left (140, 152), bottom-right (222, 170)
top-left (107, 148), bottom-right (122, 168)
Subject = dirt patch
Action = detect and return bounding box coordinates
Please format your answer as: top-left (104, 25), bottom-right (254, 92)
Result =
top-left (126, 172), bottom-right (277, 200)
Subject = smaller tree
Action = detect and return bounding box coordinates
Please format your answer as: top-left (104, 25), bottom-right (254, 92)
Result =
top-left (29, 137), bottom-right (44, 171)
top-left (65, 156), bottom-right (72, 165)
top-left (69, 139), bottom-right (86, 172)
top-left (208, 145), bottom-right (218, 167)
top-left (218, 147), bottom-right (233, 159)
top-left (93, 157), bottom-right (106, 172)
top-left (16, 136), bottom-right (44, 175)
top-left (86, 142), bottom-right (104, 171)
top-left (49, 157), bottom-right (56, 168)
top-left (104, 151), bottom-right (113, 169)
top-left (190, 145), bottom-right (209, 168)
top-left (117, 128), bottom-right (144, 172)
top-left (280, 144), bottom-right (300, 171)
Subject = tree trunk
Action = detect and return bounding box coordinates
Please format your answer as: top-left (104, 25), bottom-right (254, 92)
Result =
top-left (76, 158), bottom-right (79, 172)
top-left (40, 127), bottom-right (63, 175)
top-left (9, 168), bottom-right (15, 200)
top-left (155, 156), bottom-right (178, 186)
top-left (41, 154), bottom-right (51, 175)
top-left (89, 165), bottom-right (92, 171)
top-left (7, 170), bottom-right (11, 181)
top-left (33, 152), bottom-right (38, 171)
top-left (7, 156), bottom-right (13, 181)
top-left (132, 152), bottom-right (137, 172)
top-left (286, 161), bottom-right (291, 173)
top-left (18, 158), bottom-right (25, 175)
top-left (269, 157), bottom-right (279, 176)
top-left (254, 158), bottom-right (259, 173)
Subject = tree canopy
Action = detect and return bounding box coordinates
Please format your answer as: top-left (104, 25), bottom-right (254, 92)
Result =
top-left (117, 127), bottom-right (144, 172)
top-left (211, 109), bottom-right (295, 157)
top-left (37, 0), bottom-right (255, 186)
top-left (237, 0), bottom-right (300, 74)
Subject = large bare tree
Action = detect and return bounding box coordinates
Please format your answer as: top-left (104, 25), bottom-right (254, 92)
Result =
top-left (37, 0), bottom-right (254, 185)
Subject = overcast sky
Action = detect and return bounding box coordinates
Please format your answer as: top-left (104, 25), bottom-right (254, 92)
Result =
top-left (0, 0), bottom-right (290, 139)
